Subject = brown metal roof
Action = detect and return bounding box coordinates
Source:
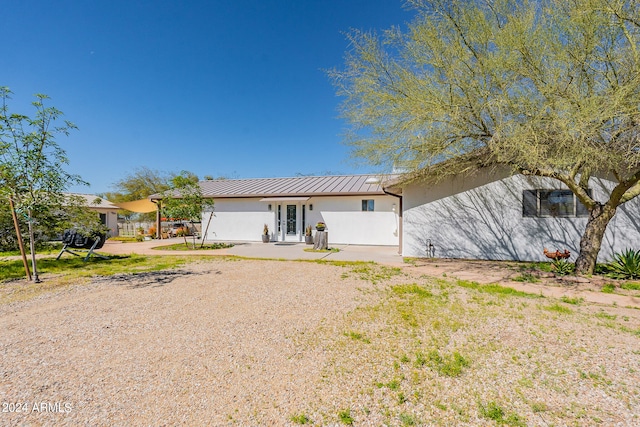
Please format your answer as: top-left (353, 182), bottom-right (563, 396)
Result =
top-left (197, 174), bottom-right (396, 199)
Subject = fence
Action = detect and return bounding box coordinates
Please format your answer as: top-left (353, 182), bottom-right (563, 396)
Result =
top-left (118, 222), bottom-right (155, 237)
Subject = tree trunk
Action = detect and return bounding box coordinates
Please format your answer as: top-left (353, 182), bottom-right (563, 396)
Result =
top-left (27, 208), bottom-right (40, 283)
top-left (200, 212), bottom-right (214, 249)
top-left (314, 231), bottom-right (328, 250)
top-left (9, 198), bottom-right (31, 281)
top-left (575, 203), bottom-right (617, 275)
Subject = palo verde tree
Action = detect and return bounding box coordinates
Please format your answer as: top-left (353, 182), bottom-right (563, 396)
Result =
top-left (161, 171), bottom-right (214, 249)
top-left (331, 0), bottom-right (640, 274)
top-left (0, 87), bottom-right (86, 282)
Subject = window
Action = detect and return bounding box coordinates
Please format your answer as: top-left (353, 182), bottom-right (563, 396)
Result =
top-left (523, 189), bottom-right (590, 218)
top-left (361, 199), bottom-right (374, 211)
top-left (302, 205), bottom-right (306, 231)
top-left (277, 205), bottom-right (281, 233)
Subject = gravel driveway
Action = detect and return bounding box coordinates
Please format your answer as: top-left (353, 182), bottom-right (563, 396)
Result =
top-left (1, 258), bottom-right (639, 426)
top-left (0, 259), bottom-right (375, 426)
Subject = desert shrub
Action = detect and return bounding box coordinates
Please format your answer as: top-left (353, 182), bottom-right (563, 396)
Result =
top-left (607, 249), bottom-right (640, 279)
top-left (551, 259), bottom-right (574, 276)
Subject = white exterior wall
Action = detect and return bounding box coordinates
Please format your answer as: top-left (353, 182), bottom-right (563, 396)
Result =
top-left (92, 208), bottom-right (119, 237)
top-left (202, 195), bottom-right (399, 246)
top-left (402, 170), bottom-right (640, 262)
top-left (306, 195), bottom-right (399, 245)
top-left (202, 198), bottom-right (275, 241)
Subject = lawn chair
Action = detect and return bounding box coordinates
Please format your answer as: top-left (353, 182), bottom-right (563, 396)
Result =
top-left (56, 229), bottom-right (109, 261)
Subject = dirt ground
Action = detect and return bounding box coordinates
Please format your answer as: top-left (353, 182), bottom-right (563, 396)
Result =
top-left (403, 258), bottom-right (640, 309)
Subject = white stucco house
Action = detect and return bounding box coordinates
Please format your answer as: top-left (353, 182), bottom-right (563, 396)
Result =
top-left (196, 175), bottom-right (401, 245)
top-left (385, 168), bottom-right (640, 262)
top-left (154, 170), bottom-right (640, 262)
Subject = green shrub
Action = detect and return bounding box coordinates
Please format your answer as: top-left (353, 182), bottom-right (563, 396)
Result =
top-left (607, 249), bottom-right (640, 279)
top-left (551, 259), bottom-right (574, 276)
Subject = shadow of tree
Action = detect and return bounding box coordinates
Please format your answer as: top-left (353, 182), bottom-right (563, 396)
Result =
top-left (93, 269), bottom-right (218, 289)
top-left (404, 172), bottom-right (640, 262)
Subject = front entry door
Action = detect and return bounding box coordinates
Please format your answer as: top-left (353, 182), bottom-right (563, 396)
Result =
top-left (285, 204), bottom-right (297, 241)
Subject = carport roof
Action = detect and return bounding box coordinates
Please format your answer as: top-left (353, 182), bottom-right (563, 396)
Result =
top-left (168, 174), bottom-right (398, 199)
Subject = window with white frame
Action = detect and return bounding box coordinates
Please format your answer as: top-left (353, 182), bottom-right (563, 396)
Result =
top-left (361, 199), bottom-right (375, 211)
top-left (523, 189), bottom-right (590, 218)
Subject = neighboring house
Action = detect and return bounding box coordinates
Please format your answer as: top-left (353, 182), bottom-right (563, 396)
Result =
top-left (64, 193), bottom-right (120, 237)
top-left (193, 175), bottom-right (400, 245)
top-left (384, 168), bottom-right (640, 262)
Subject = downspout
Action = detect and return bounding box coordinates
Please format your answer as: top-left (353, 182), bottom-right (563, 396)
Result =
top-left (383, 188), bottom-right (403, 255)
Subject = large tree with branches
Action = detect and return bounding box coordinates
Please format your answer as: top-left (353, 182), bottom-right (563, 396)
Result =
top-left (331, 0), bottom-right (640, 274)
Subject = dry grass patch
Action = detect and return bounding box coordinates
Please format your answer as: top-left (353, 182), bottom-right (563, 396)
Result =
top-left (297, 272), bottom-right (640, 426)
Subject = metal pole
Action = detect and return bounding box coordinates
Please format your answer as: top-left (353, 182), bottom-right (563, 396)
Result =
top-left (9, 197), bottom-right (31, 281)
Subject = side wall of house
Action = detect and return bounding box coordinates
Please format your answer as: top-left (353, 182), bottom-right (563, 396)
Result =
top-left (91, 208), bottom-right (119, 237)
top-left (202, 198), bottom-right (274, 241)
top-left (305, 195), bottom-right (399, 245)
top-left (202, 195), bottom-right (399, 245)
top-left (402, 171), bottom-right (640, 262)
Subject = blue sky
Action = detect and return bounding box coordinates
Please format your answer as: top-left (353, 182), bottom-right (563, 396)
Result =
top-left (1, 0), bottom-right (412, 194)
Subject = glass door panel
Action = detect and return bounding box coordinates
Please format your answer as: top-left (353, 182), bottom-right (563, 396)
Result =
top-left (286, 205), bottom-right (296, 235)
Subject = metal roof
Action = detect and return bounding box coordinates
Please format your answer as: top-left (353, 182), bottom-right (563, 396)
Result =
top-left (64, 193), bottom-right (119, 209)
top-left (196, 174), bottom-right (396, 199)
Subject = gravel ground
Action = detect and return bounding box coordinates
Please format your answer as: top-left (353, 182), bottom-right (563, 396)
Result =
top-left (1, 259), bottom-right (639, 426)
top-left (1, 259), bottom-right (376, 426)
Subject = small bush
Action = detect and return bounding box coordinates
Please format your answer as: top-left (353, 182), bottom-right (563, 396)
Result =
top-left (607, 249), bottom-right (640, 279)
top-left (551, 259), bottom-right (574, 276)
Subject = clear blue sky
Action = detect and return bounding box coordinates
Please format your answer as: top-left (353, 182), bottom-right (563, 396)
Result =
top-left (1, 0), bottom-right (413, 195)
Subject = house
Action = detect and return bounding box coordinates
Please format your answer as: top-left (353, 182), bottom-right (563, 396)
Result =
top-left (64, 193), bottom-right (120, 237)
top-left (195, 175), bottom-right (400, 245)
top-left (384, 168), bottom-right (640, 262)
